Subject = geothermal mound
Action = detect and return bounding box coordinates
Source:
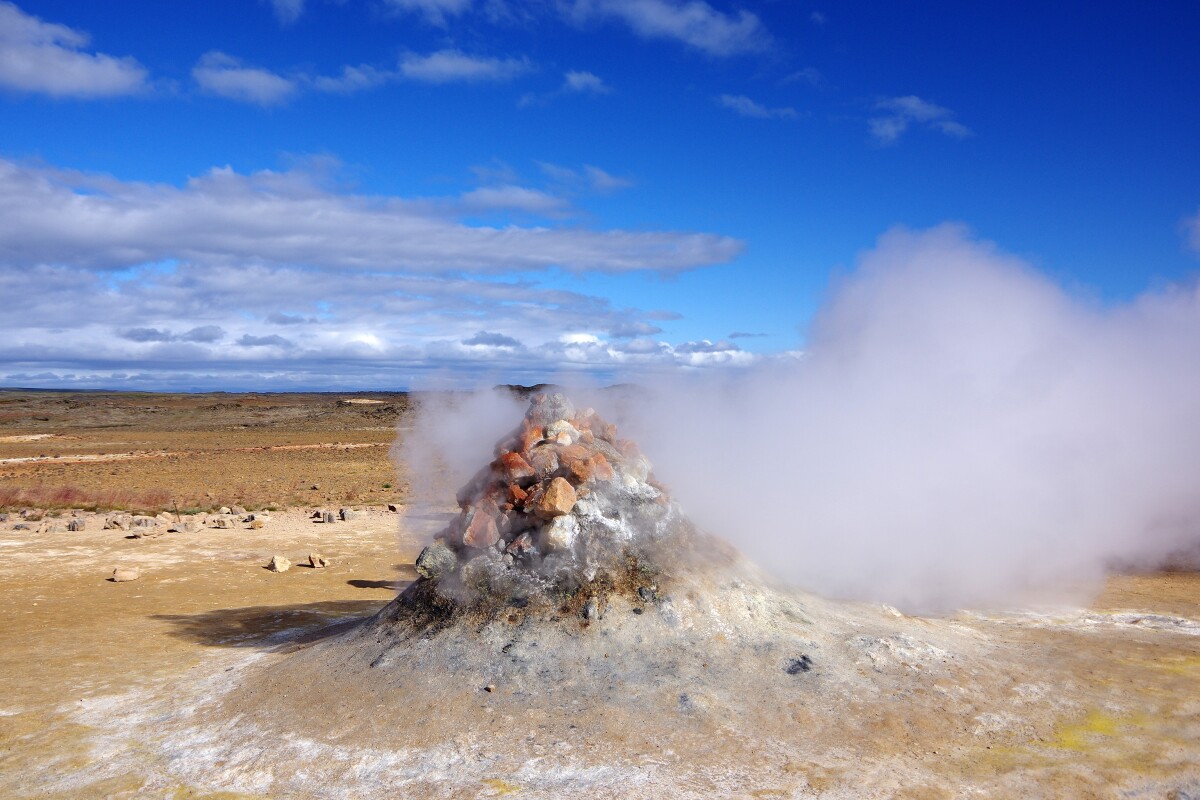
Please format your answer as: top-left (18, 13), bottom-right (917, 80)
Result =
top-left (389, 392), bottom-right (696, 622)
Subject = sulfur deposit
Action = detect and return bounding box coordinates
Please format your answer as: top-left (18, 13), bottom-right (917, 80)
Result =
top-left (409, 392), bottom-right (691, 612)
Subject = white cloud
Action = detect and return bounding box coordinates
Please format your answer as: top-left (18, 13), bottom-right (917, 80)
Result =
top-left (563, 70), bottom-right (611, 94)
top-left (0, 1), bottom-right (148, 97)
top-left (0, 158), bottom-right (741, 275)
top-left (459, 185), bottom-right (569, 214)
top-left (384, 0), bottom-right (473, 25)
top-left (783, 67), bottom-right (824, 89)
top-left (267, 0), bottom-right (305, 24)
top-left (717, 93), bottom-right (797, 119)
top-left (192, 51), bottom-right (297, 105)
top-left (399, 50), bottom-right (531, 83)
top-left (1186, 209), bottom-right (1200, 255)
top-left (311, 64), bottom-right (391, 93)
top-left (869, 95), bottom-right (973, 144)
top-left (566, 0), bottom-right (768, 56)
top-left (536, 162), bottom-right (632, 193)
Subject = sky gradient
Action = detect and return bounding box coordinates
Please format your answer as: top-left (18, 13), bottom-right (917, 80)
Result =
top-left (2, 0), bottom-right (1199, 390)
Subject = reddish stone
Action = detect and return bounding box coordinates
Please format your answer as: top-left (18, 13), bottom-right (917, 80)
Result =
top-left (558, 443), bottom-right (590, 463)
top-left (616, 439), bottom-right (641, 459)
top-left (535, 477), bottom-right (577, 518)
top-left (590, 453), bottom-right (615, 481)
top-left (528, 446), bottom-right (560, 479)
top-left (505, 531), bottom-right (533, 555)
top-left (507, 483), bottom-right (527, 504)
top-left (463, 510), bottom-right (499, 549)
top-left (569, 458), bottom-right (594, 483)
top-left (520, 423), bottom-right (544, 455)
top-left (579, 429), bottom-right (595, 445)
top-left (497, 451), bottom-right (535, 484)
top-left (600, 423), bottom-right (618, 442)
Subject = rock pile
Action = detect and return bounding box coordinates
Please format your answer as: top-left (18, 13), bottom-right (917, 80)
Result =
top-left (411, 393), bottom-right (691, 608)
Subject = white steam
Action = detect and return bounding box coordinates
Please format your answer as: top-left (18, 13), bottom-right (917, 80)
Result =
top-left (398, 225), bottom-right (1200, 611)
top-left (620, 225), bottom-right (1200, 610)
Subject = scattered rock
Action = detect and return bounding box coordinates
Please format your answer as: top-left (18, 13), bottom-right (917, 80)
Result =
top-left (67, 518), bottom-right (86, 532)
top-left (321, 511), bottom-right (336, 524)
top-left (387, 503), bottom-right (399, 512)
top-left (267, 555), bottom-right (291, 573)
top-left (339, 508), bottom-right (360, 522)
top-left (218, 506), bottom-right (232, 515)
top-left (250, 519), bottom-right (264, 529)
top-left (231, 505), bottom-right (247, 515)
top-left (110, 568), bottom-right (140, 582)
top-left (0, 513), bottom-right (9, 523)
top-left (310, 484), bottom-right (320, 490)
top-left (13, 523), bottom-right (31, 531)
top-left (308, 553), bottom-right (330, 568)
top-left (785, 656), bottom-right (813, 675)
top-left (483, 684), bottom-right (496, 693)
top-left (212, 516), bottom-right (235, 529)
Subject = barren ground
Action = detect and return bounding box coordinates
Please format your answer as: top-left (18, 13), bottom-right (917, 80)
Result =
top-left (0, 391), bottom-right (1197, 798)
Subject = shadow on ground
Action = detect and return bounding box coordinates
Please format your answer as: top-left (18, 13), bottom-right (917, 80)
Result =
top-left (153, 600), bottom-right (387, 649)
top-left (348, 579), bottom-right (402, 590)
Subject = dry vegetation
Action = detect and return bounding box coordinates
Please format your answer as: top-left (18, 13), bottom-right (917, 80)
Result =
top-left (0, 390), bottom-right (410, 513)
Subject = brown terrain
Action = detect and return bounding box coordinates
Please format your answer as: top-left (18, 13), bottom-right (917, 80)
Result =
top-left (0, 390), bottom-right (1197, 798)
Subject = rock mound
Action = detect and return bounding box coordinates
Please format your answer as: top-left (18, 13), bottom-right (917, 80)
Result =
top-left (405, 393), bottom-right (692, 616)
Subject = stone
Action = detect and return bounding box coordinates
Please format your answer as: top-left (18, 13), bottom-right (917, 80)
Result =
top-left (322, 511), bottom-right (336, 524)
top-left (218, 506), bottom-right (232, 515)
top-left (308, 553), bottom-right (330, 568)
top-left (231, 505), bottom-right (247, 515)
top-left (131, 515), bottom-right (158, 528)
top-left (507, 483), bottom-right (527, 504)
top-left (543, 514), bottom-right (579, 551)
top-left (310, 484), bottom-right (320, 490)
top-left (527, 446), bottom-right (560, 480)
top-left (496, 451), bottom-right (536, 484)
top-left (535, 477), bottom-right (577, 518)
top-left (527, 393), bottom-right (575, 427)
top-left (13, 523), bottom-right (31, 531)
top-left (339, 508), bottom-right (360, 521)
top-left (415, 540), bottom-right (458, 579)
top-left (519, 423), bottom-right (544, 454)
top-left (0, 513), bottom-right (9, 523)
top-left (463, 509), bottom-right (500, 549)
top-left (156, 512), bottom-right (173, 523)
top-left (387, 503), bottom-right (399, 512)
top-left (505, 531), bottom-right (534, 557)
top-left (545, 420), bottom-right (580, 445)
top-left (250, 519), bottom-right (264, 529)
top-left (213, 516), bottom-right (235, 529)
top-left (67, 518), bottom-right (86, 532)
top-left (267, 555), bottom-right (291, 572)
top-left (110, 568), bottom-right (140, 582)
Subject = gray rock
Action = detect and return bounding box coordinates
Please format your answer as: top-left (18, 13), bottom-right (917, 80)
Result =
top-left (415, 540), bottom-right (458, 580)
top-left (67, 518), bottom-right (86, 532)
top-left (13, 523), bottom-right (31, 531)
top-left (339, 508), bottom-right (360, 522)
top-left (0, 513), bottom-right (10, 523)
top-left (527, 392), bottom-right (575, 427)
top-left (231, 505), bottom-right (247, 515)
top-left (321, 511), bottom-right (336, 524)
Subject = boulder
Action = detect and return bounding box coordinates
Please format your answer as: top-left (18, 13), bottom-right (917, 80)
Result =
top-left (218, 506), bottom-right (232, 515)
top-left (308, 553), bottom-right (330, 568)
top-left (339, 508), bottom-right (360, 522)
top-left (267, 555), bottom-right (291, 573)
top-left (321, 511), bottom-right (336, 524)
top-left (535, 477), bottom-right (577, 518)
top-left (497, 451), bottom-right (536, 484)
top-left (527, 393), bottom-right (575, 427)
top-left (414, 540), bottom-right (458, 579)
top-left (463, 509), bottom-right (500, 548)
top-left (543, 514), bottom-right (579, 551)
top-left (67, 518), bottom-right (86, 532)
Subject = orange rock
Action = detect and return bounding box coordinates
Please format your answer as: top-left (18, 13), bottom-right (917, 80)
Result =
top-left (535, 477), bottom-right (577, 518)
top-left (497, 451), bottom-right (535, 484)
top-left (520, 423), bottom-right (544, 454)
top-left (507, 483), bottom-right (528, 503)
top-left (579, 429), bottom-right (595, 445)
top-left (590, 453), bottom-right (615, 481)
top-left (463, 510), bottom-right (499, 548)
top-left (600, 423), bottom-right (618, 442)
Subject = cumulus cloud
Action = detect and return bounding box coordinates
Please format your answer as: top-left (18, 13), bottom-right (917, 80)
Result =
top-left (192, 51), bottom-right (297, 105)
top-left (618, 225), bottom-right (1200, 611)
top-left (717, 93), bottom-right (797, 119)
top-left (267, 0), bottom-right (305, 24)
top-left (399, 50), bottom-right (531, 83)
top-left (1184, 208), bottom-right (1200, 255)
top-left (0, 1), bottom-right (148, 97)
top-left (463, 330), bottom-right (522, 347)
top-left (237, 333), bottom-right (293, 347)
top-left (563, 70), bottom-right (611, 94)
top-left (566, 0), bottom-right (769, 56)
top-left (609, 321), bottom-right (663, 338)
top-left (180, 325), bottom-right (226, 342)
top-left (0, 158), bottom-right (741, 274)
top-left (870, 95), bottom-right (972, 144)
top-left (119, 327), bottom-right (173, 343)
top-left (459, 185), bottom-right (568, 214)
top-left (311, 64), bottom-right (391, 93)
top-left (384, 0), bottom-right (473, 25)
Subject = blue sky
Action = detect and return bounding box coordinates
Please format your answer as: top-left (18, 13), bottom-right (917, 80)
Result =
top-left (1, 0), bottom-right (1199, 390)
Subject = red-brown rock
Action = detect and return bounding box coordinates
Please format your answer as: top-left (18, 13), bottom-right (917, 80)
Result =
top-left (528, 446), bottom-right (560, 479)
top-left (497, 451), bottom-right (535, 484)
top-left (535, 477), bottom-right (577, 518)
top-left (463, 510), bottom-right (499, 548)
top-left (507, 483), bottom-right (527, 504)
top-left (520, 423), bottom-right (544, 455)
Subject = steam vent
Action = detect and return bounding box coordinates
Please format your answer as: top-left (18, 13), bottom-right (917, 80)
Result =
top-left (403, 392), bottom-right (691, 616)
